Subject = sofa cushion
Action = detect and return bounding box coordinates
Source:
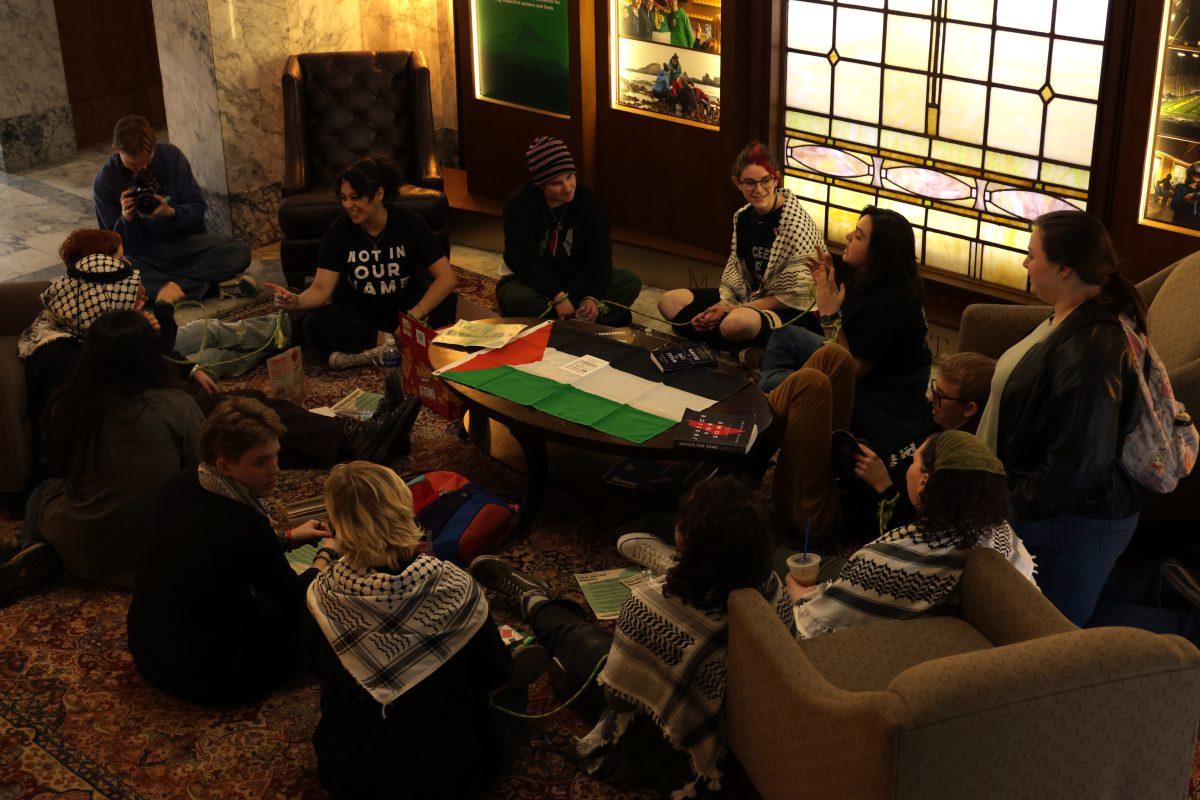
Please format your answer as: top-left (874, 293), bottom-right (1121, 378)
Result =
top-left (1148, 253), bottom-right (1200, 371)
top-left (279, 182), bottom-right (449, 240)
top-left (797, 616), bottom-right (992, 693)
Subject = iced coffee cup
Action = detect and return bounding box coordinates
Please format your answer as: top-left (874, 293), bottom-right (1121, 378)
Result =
top-left (786, 552), bottom-right (822, 586)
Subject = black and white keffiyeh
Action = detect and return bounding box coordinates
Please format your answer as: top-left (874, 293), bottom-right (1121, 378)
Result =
top-left (580, 573), bottom-right (795, 797)
top-left (307, 554), bottom-right (490, 707)
top-left (17, 254), bottom-right (142, 359)
top-left (720, 188), bottom-right (822, 311)
top-left (197, 463), bottom-right (274, 519)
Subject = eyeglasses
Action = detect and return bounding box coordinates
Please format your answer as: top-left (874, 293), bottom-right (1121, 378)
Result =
top-left (737, 176), bottom-right (777, 191)
top-left (929, 380), bottom-right (971, 406)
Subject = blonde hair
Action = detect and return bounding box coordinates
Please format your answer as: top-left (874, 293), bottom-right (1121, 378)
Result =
top-left (324, 462), bottom-right (424, 570)
top-left (199, 396), bottom-right (285, 465)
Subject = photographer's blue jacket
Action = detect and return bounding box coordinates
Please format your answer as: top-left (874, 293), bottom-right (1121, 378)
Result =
top-left (92, 142), bottom-right (207, 255)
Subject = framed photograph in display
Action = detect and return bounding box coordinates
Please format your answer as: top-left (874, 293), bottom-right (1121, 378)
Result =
top-left (609, 0), bottom-right (721, 129)
top-left (471, 0), bottom-right (571, 117)
top-left (1142, 0), bottom-right (1200, 235)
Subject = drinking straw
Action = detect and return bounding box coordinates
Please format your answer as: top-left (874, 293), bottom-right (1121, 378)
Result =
top-left (802, 518), bottom-right (812, 560)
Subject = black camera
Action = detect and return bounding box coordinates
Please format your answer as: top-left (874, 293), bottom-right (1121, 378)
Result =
top-left (131, 169), bottom-right (161, 215)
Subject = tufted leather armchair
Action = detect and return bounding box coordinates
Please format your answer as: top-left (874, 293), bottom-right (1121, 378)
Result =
top-left (0, 282), bottom-right (50, 496)
top-left (726, 548), bottom-right (1200, 799)
top-left (278, 50), bottom-right (450, 289)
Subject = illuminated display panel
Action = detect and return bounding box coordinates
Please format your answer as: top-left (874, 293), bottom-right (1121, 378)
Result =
top-left (783, 0), bottom-right (1110, 291)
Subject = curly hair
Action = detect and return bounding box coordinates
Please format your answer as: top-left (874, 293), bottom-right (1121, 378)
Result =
top-left (663, 475), bottom-right (774, 611)
top-left (336, 156), bottom-right (402, 205)
top-left (914, 432), bottom-right (1012, 550)
top-left (59, 228), bottom-right (122, 267)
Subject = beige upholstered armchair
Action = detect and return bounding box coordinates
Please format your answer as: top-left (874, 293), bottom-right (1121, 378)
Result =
top-left (0, 282), bottom-right (49, 496)
top-left (958, 252), bottom-right (1200, 524)
top-left (725, 548), bottom-right (1200, 800)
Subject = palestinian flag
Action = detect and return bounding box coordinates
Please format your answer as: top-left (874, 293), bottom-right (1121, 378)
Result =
top-left (438, 322), bottom-right (745, 443)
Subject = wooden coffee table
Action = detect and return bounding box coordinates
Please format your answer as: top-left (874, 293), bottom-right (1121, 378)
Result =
top-left (429, 317), bottom-right (772, 534)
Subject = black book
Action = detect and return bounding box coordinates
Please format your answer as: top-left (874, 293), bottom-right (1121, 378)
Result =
top-left (651, 343), bottom-right (718, 372)
top-left (673, 409), bottom-right (759, 454)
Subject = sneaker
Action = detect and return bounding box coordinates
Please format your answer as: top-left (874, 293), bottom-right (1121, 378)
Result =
top-left (0, 542), bottom-right (62, 607)
top-left (616, 532), bottom-right (678, 576)
top-left (737, 347), bottom-right (765, 371)
top-left (343, 398), bottom-right (421, 463)
top-left (470, 555), bottom-right (552, 618)
top-left (328, 343), bottom-right (387, 370)
top-left (1160, 559), bottom-right (1200, 608)
top-left (217, 275), bottom-right (260, 299)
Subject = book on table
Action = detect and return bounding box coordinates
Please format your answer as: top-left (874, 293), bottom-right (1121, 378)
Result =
top-left (650, 343), bottom-right (717, 372)
top-left (673, 409), bottom-right (759, 454)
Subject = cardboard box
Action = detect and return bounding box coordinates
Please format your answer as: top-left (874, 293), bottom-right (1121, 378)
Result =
top-left (396, 314), bottom-right (465, 420)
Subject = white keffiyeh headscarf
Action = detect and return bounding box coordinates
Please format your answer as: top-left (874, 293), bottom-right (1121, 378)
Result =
top-left (17, 253), bottom-right (142, 359)
top-left (307, 554), bottom-right (490, 708)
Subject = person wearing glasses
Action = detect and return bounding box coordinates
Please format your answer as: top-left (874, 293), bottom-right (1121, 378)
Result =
top-left (657, 141), bottom-right (822, 353)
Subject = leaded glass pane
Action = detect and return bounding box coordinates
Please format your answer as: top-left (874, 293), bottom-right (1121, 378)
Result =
top-left (946, 0), bottom-right (993, 25)
top-left (925, 232), bottom-right (971, 273)
top-left (1044, 98), bottom-right (1097, 165)
top-left (992, 32), bottom-right (1050, 91)
top-left (931, 140), bottom-right (983, 168)
top-left (883, 70), bottom-right (928, 133)
top-left (881, 130), bottom-right (931, 158)
top-left (1054, 0), bottom-right (1108, 41)
top-left (939, 80), bottom-right (988, 144)
top-left (876, 197), bottom-right (928, 227)
top-left (996, 0), bottom-right (1051, 33)
top-left (833, 62), bottom-right (882, 124)
top-left (987, 89), bottom-right (1043, 156)
top-left (884, 15), bottom-right (931, 71)
top-left (786, 110), bottom-right (831, 136)
top-left (788, 1), bottom-right (833, 54)
top-left (982, 245), bottom-right (1029, 289)
top-left (828, 207), bottom-right (862, 243)
top-left (889, 0), bottom-right (933, 13)
top-left (943, 23), bottom-right (992, 81)
top-left (928, 209), bottom-right (980, 237)
top-left (831, 120), bottom-right (880, 146)
top-left (787, 53), bottom-right (831, 114)
top-left (985, 151), bottom-right (1039, 180)
top-left (1050, 40), bottom-right (1104, 101)
top-left (1040, 162), bottom-right (1090, 191)
top-left (836, 7), bottom-right (884, 62)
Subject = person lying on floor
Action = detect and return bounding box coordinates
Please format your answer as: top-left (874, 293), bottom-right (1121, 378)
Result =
top-left (265, 156), bottom-right (459, 370)
top-left (13, 310), bottom-right (207, 597)
top-left (786, 430), bottom-right (1036, 638)
top-left (127, 397), bottom-right (328, 705)
top-left (657, 141), bottom-right (820, 353)
top-left (470, 475), bottom-right (795, 797)
top-left (846, 351), bottom-right (996, 534)
top-left (305, 461), bottom-right (547, 800)
top-left (15, 230), bottom-right (419, 476)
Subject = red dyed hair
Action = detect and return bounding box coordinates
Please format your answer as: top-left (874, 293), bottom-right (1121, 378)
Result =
top-left (59, 229), bottom-right (123, 267)
top-left (731, 141), bottom-right (782, 182)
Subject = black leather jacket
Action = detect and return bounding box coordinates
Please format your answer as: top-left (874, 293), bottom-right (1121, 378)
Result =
top-left (997, 298), bottom-right (1142, 522)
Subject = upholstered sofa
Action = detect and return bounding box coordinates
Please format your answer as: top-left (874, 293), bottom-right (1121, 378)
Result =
top-left (725, 548), bottom-right (1200, 799)
top-left (958, 251), bottom-right (1200, 527)
top-left (0, 282), bottom-right (49, 496)
top-left (278, 50), bottom-right (449, 289)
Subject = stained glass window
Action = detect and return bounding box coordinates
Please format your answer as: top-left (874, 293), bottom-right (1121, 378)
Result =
top-left (783, 0), bottom-right (1111, 291)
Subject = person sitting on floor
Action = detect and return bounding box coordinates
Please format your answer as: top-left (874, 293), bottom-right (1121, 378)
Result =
top-left (16, 309), bottom-right (205, 594)
top-left (16, 231), bottom-right (419, 478)
top-left (850, 351), bottom-right (996, 533)
top-left (470, 475), bottom-right (795, 797)
top-left (306, 461), bottom-right (547, 800)
top-left (127, 397), bottom-right (328, 705)
top-left (265, 156), bottom-right (459, 369)
top-left (497, 136), bottom-right (641, 327)
top-left (657, 141), bottom-right (821, 353)
top-left (786, 430), bottom-right (1036, 638)
top-left (93, 115), bottom-right (252, 300)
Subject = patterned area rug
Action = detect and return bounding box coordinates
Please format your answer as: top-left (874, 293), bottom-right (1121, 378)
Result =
top-left (2, 266), bottom-right (1198, 799)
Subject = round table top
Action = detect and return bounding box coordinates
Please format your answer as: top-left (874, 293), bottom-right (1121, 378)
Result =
top-left (428, 317), bottom-right (772, 461)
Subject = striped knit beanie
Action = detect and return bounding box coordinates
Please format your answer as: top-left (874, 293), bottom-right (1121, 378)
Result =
top-left (526, 136), bottom-right (576, 185)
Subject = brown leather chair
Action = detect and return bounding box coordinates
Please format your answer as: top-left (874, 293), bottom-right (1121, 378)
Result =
top-left (278, 50), bottom-right (450, 289)
top-left (0, 282), bottom-right (50, 495)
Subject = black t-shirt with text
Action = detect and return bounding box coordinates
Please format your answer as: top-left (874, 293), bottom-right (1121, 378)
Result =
top-left (841, 283), bottom-right (932, 382)
top-left (318, 207), bottom-right (444, 320)
top-left (737, 205), bottom-right (781, 290)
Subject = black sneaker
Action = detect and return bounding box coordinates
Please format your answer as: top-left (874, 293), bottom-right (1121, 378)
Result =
top-left (343, 398), bottom-right (421, 464)
top-left (470, 555), bottom-right (551, 617)
top-left (0, 542), bottom-right (61, 607)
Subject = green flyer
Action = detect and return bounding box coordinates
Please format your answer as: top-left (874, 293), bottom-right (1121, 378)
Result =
top-left (474, 0), bottom-right (571, 116)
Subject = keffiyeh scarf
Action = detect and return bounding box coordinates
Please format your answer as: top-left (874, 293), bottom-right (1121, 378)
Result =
top-left (196, 463), bottom-right (274, 518)
top-left (17, 254), bottom-right (143, 358)
top-left (792, 521), bottom-right (1037, 639)
top-left (307, 554), bottom-right (490, 707)
top-left (579, 573), bottom-right (795, 798)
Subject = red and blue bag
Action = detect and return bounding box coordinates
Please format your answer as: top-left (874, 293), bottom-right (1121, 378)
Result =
top-left (406, 471), bottom-right (518, 565)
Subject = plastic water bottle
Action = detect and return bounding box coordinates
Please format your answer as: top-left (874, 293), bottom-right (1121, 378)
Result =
top-left (381, 337), bottom-right (401, 370)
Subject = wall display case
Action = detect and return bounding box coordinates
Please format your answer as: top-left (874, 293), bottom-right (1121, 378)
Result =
top-left (609, 0), bottom-right (722, 128)
top-left (1141, 0), bottom-right (1200, 235)
top-left (782, 0), bottom-right (1112, 293)
top-left (471, 0), bottom-right (571, 117)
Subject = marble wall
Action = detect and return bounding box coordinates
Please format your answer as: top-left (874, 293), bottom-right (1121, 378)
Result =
top-left (152, 0), bottom-right (459, 248)
top-left (0, 0), bottom-right (76, 171)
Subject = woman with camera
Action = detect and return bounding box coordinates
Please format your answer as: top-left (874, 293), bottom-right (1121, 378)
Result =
top-left (265, 156), bottom-right (459, 370)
